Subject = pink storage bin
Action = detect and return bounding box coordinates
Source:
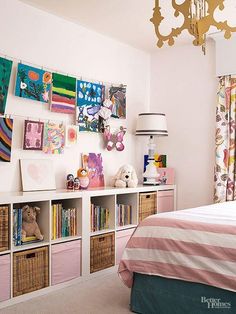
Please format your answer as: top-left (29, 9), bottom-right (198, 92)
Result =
top-left (51, 240), bottom-right (81, 285)
top-left (158, 190), bottom-right (174, 213)
top-left (116, 228), bottom-right (135, 265)
top-left (0, 254), bottom-right (11, 302)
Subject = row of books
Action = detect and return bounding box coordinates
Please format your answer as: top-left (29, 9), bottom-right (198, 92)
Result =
top-left (52, 204), bottom-right (78, 240)
top-left (91, 204), bottom-right (110, 232)
top-left (13, 208), bottom-right (41, 246)
top-left (116, 204), bottom-right (132, 227)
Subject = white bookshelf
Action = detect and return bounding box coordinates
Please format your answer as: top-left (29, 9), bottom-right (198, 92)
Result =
top-left (0, 184), bottom-right (176, 309)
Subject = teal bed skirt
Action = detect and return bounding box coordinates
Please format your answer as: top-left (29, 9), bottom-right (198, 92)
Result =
top-left (130, 273), bottom-right (236, 314)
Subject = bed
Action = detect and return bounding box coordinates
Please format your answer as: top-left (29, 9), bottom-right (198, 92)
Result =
top-left (118, 201), bottom-right (236, 313)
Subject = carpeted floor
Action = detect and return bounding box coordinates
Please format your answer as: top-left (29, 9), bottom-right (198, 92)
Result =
top-left (0, 273), bottom-right (131, 314)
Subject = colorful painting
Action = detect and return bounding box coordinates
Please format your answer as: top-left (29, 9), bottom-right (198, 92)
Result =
top-left (43, 122), bottom-right (65, 154)
top-left (109, 85), bottom-right (126, 119)
top-left (51, 73), bottom-right (76, 114)
top-left (144, 154), bottom-right (167, 172)
top-left (15, 63), bottom-right (51, 103)
top-left (20, 159), bottom-right (56, 191)
top-left (65, 125), bottom-right (78, 147)
top-left (76, 80), bottom-right (103, 132)
top-left (0, 117), bottom-right (13, 162)
top-left (23, 120), bottom-right (44, 150)
top-left (82, 153), bottom-right (105, 188)
top-left (0, 57), bottom-right (13, 115)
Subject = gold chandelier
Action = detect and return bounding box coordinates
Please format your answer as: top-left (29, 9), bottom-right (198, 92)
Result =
top-left (150, 0), bottom-right (236, 54)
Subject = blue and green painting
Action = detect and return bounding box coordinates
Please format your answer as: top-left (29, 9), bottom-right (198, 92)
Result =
top-left (76, 80), bottom-right (103, 132)
top-left (15, 63), bottom-right (52, 103)
top-left (0, 57), bottom-right (13, 115)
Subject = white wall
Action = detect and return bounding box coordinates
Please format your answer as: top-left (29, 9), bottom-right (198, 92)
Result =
top-left (150, 40), bottom-right (217, 210)
top-left (0, 0), bottom-right (150, 192)
top-left (214, 34), bottom-right (236, 76)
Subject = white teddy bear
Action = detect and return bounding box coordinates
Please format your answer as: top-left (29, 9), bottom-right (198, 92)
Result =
top-left (113, 164), bottom-right (138, 188)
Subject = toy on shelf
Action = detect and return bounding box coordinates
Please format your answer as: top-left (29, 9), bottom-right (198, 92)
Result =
top-left (21, 205), bottom-right (43, 242)
top-left (66, 174), bottom-right (74, 190)
top-left (77, 168), bottom-right (90, 189)
top-left (103, 126), bottom-right (126, 151)
top-left (112, 164), bottom-right (138, 188)
top-left (74, 177), bottom-right (80, 190)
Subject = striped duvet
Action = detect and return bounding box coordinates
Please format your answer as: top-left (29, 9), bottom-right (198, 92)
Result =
top-left (118, 201), bottom-right (236, 292)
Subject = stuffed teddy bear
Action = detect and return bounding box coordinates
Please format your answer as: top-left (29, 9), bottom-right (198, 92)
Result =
top-left (21, 205), bottom-right (43, 241)
top-left (113, 164), bottom-right (138, 188)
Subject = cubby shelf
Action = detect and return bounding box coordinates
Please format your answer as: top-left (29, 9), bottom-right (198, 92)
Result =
top-left (51, 235), bottom-right (82, 244)
top-left (0, 184), bottom-right (176, 309)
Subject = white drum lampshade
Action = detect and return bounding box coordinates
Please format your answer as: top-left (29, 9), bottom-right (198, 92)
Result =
top-left (135, 113), bottom-right (168, 136)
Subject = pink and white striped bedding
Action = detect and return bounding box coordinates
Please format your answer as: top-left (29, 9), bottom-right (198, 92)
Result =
top-left (118, 201), bottom-right (236, 292)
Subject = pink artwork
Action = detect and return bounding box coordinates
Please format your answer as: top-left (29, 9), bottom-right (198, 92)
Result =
top-left (103, 126), bottom-right (126, 151)
top-left (23, 120), bottom-right (44, 150)
top-left (82, 153), bottom-right (105, 188)
top-left (65, 125), bottom-right (78, 147)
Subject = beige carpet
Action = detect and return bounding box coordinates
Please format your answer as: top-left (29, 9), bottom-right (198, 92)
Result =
top-left (0, 273), bottom-right (131, 314)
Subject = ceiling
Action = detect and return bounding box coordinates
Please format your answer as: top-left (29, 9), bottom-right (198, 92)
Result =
top-left (20, 0), bottom-right (236, 52)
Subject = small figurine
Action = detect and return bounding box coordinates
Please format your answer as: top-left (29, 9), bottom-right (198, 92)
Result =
top-left (74, 177), bottom-right (80, 190)
top-left (66, 174), bottom-right (74, 190)
top-left (77, 168), bottom-right (90, 189)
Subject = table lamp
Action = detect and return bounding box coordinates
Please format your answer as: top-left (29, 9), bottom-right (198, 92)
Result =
top-left (136, 113), bottom-right (168, 184)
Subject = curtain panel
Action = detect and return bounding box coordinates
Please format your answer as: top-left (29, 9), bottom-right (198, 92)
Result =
top-left (214, 75), bottom-right (236, 202)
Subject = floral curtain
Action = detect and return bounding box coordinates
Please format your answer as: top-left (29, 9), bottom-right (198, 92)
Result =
top-left (214, 75), bottom-right (236, 202)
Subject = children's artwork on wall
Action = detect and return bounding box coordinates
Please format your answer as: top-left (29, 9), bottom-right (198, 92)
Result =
top-left (51, 73), bottom-right (76, 114)
top-left (23, 120), bottom-right (44, 150)
top-left (65, 125), bottom-right (78, 147)
top-left (109, 85), bottom-right (126, 119)
top-left (43, 122), bottom-right (65, 154)
top-left (0, 117), bottom-right (13, 162)
top-left (144, 154), bottom-right (167, 172)
top-left (154, 154), bottom-right (167, 168)
top-left (82, 153), bottom-right (105, 188)
top-left (20, 159), bottom-right (56, 191)
top-left (76, 80), bottom-right (103, 132)
top-left (103, 126), bottom-right (126, 151)
top-left (15, 63), bottom-right (52, 103)
top-left (0, 57), bottom-right (13, 115)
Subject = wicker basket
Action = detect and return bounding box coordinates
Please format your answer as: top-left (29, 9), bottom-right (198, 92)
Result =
top-left (90, 232), bottom-right (115, 273)
top-left (0, 206), bottom-right (9, 252)
top-left (139, 192), bottom-right (157, 222)
top-left (13, 246), bottom-right (49, 297)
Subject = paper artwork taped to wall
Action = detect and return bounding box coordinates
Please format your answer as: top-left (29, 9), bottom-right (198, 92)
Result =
top-left (65, 125), bottom-right (78, 147)
top-left (76, 80), bottom-right (103, 132)
top-left (0, 57), bottom-right (13, 115)
top-left (51, 73), bottom-right (76, 114)
top-left (109, 85), bottom-right (126, 119)
top-left (15, 63), bottom-right (52, 103)
top-left (0, 117), bottom-right (13, 162)
top-left (144, 154), bottom-right (167, 172)
top-left (43, 122), bottom-right (65, 154)
top-left (82, 153), bottom-right (105, 188)
top-left (23, 120), bottom-right (44, 150)
top-left (20, 159), bottom-right (56, 191)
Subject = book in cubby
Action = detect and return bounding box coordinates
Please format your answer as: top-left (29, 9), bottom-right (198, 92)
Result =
top-left (116, 204), bottom-right (132, 227)
top-left (116, 193), bottom-right (138, 228)
top-left (13, 201), bottom-right (50, 247)
top-left (90, 203), bottom-right (110, 232)
top-left (90, 195), bottom-right (115, 233)
top-left (51, 198), bottom-right (82, 241)
top-left (0, 204), bottom-right (9, 252)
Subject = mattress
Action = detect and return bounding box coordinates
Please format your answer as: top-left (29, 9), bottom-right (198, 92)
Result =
top-left (118, 201), bottom-right (236, 292)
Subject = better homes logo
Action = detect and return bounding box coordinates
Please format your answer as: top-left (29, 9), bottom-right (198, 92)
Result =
top-left (201, 297), bottom-right (231, 309)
